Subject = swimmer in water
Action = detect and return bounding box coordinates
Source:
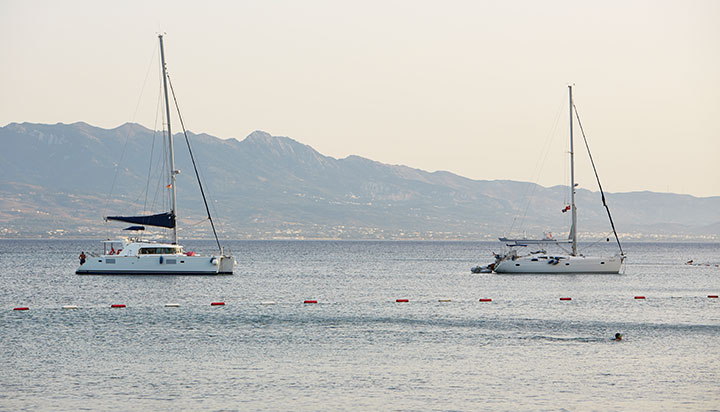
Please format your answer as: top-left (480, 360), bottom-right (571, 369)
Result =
top-left (614, 333), bottom-right (623, 341)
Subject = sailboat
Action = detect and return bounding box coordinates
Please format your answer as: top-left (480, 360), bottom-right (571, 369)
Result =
top-left (76, 35), bottom-right (234, 275)
top-left (477, 86), bottom-right (625, 274)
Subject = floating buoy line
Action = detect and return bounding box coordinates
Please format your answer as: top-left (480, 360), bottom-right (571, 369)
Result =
top-left (8, 294), bottom-right (719, 311)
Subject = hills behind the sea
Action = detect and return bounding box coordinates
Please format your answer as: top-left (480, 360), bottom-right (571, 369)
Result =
top-left (1, 122), bottom-right (718, 240)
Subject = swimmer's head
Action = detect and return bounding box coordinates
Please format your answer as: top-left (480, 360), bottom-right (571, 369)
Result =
top-left (614, 333), bottom-right (623, 340)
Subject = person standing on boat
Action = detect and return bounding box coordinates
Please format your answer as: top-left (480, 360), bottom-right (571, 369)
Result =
top-left (79, 251), bottom-right (86, 265)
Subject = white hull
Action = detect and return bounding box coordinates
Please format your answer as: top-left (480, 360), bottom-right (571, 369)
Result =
top-left (81, 36), bottom-right (235, 277)
top-left (76, 254), bottom-right (234, 275)
top-left (484, 87), bottom-right (625, 275)
top-left (494, 255), bottom-right (623, 274)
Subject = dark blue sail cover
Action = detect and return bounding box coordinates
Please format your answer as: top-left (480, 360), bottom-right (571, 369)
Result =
top-left (106, 212), bottom-right (175, 229)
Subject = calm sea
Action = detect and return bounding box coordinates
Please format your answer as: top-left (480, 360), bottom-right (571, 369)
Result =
top-left (1, 240), bottom-right (718, 411)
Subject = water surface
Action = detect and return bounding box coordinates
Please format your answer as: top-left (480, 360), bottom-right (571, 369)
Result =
top-left (1, 240), bottom-right (718, 411)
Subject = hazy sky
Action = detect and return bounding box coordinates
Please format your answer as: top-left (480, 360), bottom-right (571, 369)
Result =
top-left (2, 0), bottom-right (719, 197)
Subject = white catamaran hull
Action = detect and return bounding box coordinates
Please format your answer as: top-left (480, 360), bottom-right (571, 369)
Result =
top-left (494, 255), bottom-right (623, 274)
top-left (77, 35), bottom-right (236, 276)
top-left (76, 254), bottom-right (234, 275)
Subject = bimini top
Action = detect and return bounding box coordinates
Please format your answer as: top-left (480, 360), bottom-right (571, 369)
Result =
top-left (123, 226), bottom-right (145, 231)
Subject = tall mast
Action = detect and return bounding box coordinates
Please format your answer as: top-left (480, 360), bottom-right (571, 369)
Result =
top-left (159, 34), bottom-right (178, 244)
top-left (569, 85), bottom-right (577, 256)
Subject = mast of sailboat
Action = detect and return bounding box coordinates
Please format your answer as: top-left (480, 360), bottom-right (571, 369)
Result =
top-left (159, 34), bottom-right (178, 244)
top-left (569, 85), bottom-right (578, 256)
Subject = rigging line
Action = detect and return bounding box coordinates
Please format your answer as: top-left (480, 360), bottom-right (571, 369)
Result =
top-left (134, 113), bottom-right (160, 211)
top-left (185, 218), bottom-right (214, 227)
top-left (556, 243), bottom-right (571, 255)
top-left (128, 86), bottom-right (162, 211)
top-left (142, 107), bottom-right (160, 212)
top-left (101, 46), bottom-right (158, 239)
top-left (155, 122), bottom-right (169, 213)
top-left (183, 133), bottom-right (225, 237)
top-left (578, 231), bottom-right (614, 252)
top-left (144, 57), bottom-right (165, 213)
top-left (166, 73), bottom-right (222, 252)
top-left (150, 100), bottom-right (169, 214)
top-left (102, 42), bottom-right (159, 224)
top-left (192, 149), bottom-right (225, 235)
top-left (509, 95), bottom-right (565, 235)
top-left (572, 102), bottom-right (624, 256)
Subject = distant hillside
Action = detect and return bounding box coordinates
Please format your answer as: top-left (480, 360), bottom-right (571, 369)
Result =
top-left (1, 122), bottom-right (718, 240)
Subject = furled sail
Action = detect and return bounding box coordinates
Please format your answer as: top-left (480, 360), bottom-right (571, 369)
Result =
top-left (106, 212), bottom-right (175, 229)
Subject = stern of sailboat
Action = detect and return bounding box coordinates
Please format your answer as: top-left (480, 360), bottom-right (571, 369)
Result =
top-left (217, 254), bottom-right (235, 274)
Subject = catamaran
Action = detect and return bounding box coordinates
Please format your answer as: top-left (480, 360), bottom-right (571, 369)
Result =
top-left (475, 86), bottom-right (625, 274)
top-left (76, 35), bottom-right (234, 275)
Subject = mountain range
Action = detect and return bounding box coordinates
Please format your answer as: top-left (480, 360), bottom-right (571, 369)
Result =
top-left (1, 122), bottom-right (718, 241)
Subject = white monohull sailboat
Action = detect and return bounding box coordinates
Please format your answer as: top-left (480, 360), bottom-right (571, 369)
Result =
top-left (476, 86), bottom-right (625, 274)
top-left (76, 35), bottom-right (234, 275)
